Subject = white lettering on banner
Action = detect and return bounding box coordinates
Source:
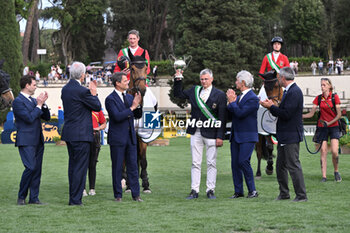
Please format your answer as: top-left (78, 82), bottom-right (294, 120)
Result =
top-left (164, 119), bottom-right (222, 128)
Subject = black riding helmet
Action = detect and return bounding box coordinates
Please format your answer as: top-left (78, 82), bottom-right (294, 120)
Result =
top-left (271, 36), bottom-right (283, 45)
top-left (117, 56), bottom-right (131, 70)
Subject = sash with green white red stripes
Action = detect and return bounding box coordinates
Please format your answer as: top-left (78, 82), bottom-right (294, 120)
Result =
top-left (122, 48), bottom-right (149, 65)
top-left (266, 53), bottom-right (280, 72)
top-left (194, 86), bottom-right (218, 121)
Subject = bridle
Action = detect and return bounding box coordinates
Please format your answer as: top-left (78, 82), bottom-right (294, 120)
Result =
top-left (264, 77), bottom-right (283, 105)
top-left (128, 60), bottom-right (147, 96)
top-left (0, 88), bottom-right (13, 111)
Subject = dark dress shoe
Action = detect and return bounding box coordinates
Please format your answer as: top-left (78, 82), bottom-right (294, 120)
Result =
top-left (292, 197), bottom-right (308, 202)
top-left (186, 189), bottom-right (198, 199)
top-left (229, 193), bottom-right (244, 199)
top-left (275, 195), bottom-right (290, 201)
top-left (29, 200), bottom-right (45, 205)
top-left (207, 190), bottom-right (216, 199)
top-left (69, 202), bottom-right (83, 206)
top-left (17, 198), bottom-right (26, 205)
top-left (133, 196), bottom-right (143, 202)
top-left (115, 197), bottom-right (122, 202)
top-left (247, 191), bottom-right (259, 198)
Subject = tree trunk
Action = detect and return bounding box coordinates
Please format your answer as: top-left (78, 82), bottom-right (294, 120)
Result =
top-left (30, 5), bottom-right (40, 64)
top-left (22, 0), bottom-right (39, 65)
top-left (154, 3), bottom-right (168, 60)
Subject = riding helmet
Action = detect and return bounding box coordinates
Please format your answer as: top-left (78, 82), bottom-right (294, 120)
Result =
top-left (117, 56), bottom-right (131, 70)
top-left (271, 36), bottom-right (283, 45)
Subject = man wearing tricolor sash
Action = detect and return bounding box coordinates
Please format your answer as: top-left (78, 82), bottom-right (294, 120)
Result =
top-left (113, 29), bottom-right (151, 77)
top-left (173, 68), bottom-right (226, 200)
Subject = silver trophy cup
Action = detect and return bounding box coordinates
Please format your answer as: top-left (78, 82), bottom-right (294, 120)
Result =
top-left (168, 54), bottom-right (192, 79)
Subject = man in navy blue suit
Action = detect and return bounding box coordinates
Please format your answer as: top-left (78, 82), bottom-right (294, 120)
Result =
top-left (13, 75), bottom-right (50, 205)
top-left (260, 66), bottom-right (307, 202)
top-left (226, 71), bottom-right (259, 199)
top-left (173, 68), bottom-right (226, 199)
top-left (61, 62), bottom-right (101, 205)
top-left (105, 72), bottom-right (143, 202)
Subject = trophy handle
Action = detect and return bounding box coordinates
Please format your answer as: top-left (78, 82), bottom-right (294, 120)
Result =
top-left (168, 54), bottom-right (177, 62)
top-left (184, 55), bottom-right (192, 66)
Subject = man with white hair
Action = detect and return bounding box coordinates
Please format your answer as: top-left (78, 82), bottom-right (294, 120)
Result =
top-left (226, 71), bottom-right (259, 199)
top-left (61, 61), bottom-right (101, 206)
top-left (174, 68), bottom-right (226, 199)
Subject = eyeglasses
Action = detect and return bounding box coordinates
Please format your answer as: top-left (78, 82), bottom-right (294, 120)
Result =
top-left (321, 78), bottom-right (329, 81)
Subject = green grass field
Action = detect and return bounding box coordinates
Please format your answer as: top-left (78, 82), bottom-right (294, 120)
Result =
top-left (0, 137), bottom-right (349, 233)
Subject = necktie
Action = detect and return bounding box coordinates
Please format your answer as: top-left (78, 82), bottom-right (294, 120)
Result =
top-left (29, 96), bottom-right (36, 106)
top-left (200, 90), bottom-right (207, 102)
top-left (122, 93), bottom-right (129, 108)
top-left (281, 90), bottom-right (287, 102)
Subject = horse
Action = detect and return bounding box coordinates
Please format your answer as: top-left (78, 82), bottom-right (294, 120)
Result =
top-left (0, 59), bottom-right (14, 111)
top-left (255, 70), bottom-right (283, 178)
top-left (122, 49), bottom-right (156, 193)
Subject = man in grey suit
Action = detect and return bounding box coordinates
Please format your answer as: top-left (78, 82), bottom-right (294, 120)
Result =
top-left (260, 67), bottom-right (307, 202)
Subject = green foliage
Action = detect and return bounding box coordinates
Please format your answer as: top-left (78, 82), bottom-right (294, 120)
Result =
top-left (339, 134), bottom-right (350, 147)
top-left (0, 1), bottom-right (23, 96)
top-left (170, 0), bottom-right (264, 107)
top-left (289, 56), bottom-right (323, 71)
top-left (282, 0), bottom-right (325, 57)
top-left (28, 62), bottom-right (52, 78)
top-left (334, 0), bottom-right (350, 57)
top-left (150, 60), bottom-right (173, 76)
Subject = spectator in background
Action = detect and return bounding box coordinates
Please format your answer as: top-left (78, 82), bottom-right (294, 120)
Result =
top-left (293, 60), bottom-right (298, 75)
top-left (23, 66), bottom-right (29, 76)
top-left (311, 61), bottom-right (317, 76)
top-left (327, 60), bottom-right (333, 75)
top-left (336, 59), bottom-right (341, 75)
top-left (35, 71), bottom-right (40, 82)
top-left (65, 65), bottom-right (70, 79)
top-left (152, 65), bottom-right (158, 84)
top-left (318, 60), bottom-right (324, 75)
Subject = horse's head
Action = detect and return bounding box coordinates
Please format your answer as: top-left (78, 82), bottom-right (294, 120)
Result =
top-left (128, 50), bottom-right (147, 97)
top-left (259, 70), bottom-right (283, 105)
top-left (0, 60), bottom-right (14, 111)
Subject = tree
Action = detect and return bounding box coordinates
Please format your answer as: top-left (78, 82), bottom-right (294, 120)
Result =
top-left (169, 0), bottom-right (264, 107)
top-left (41, 0), bottom-right (108, 65)
top-left (0, 0), bottom-right (23, 120)
top-left (282, 0), bottom-right (325, 57)
top-left (22, 0), bottom-right (39, 65)
top-left (334, 0), bottom-right (350, 57)
top-left (109, 0), bottom-right (174, 60)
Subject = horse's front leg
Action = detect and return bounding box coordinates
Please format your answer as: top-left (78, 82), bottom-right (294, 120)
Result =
top-left (138, 137), bottom-right (151, 193)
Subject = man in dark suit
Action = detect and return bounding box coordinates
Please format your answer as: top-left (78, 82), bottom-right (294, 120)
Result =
top-left (61, 61), bottom-right (101, 205)
top-left (12, 75), bottom-right (50, 205)
top-left (260, 66), bottom-right (307, 202)
top-left (173, 68), bottom-right (226, 199)
top-left (226, 71), bottom-right (259, 199)
top-left (105, 72), bottom-right (143, 202)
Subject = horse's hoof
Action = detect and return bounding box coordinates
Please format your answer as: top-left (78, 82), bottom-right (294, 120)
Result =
top-left (143, 189), bottom-right (152, 194)
top-left (121, 179), bottom-right (126, 189)
top-left (266, 168), bottom-right (273, 175)
top-left (255, 176), bottom-right (262, 180)
top-left (124, 189), bottom-right (131, 193)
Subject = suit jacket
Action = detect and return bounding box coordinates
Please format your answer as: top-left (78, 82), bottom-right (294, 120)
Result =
top-left (174, 80), bottom-right (226, 139)
top-left (270, 83), bottom-right (303, 144)
top-left (227, 90), bottom-right (259, 143)
top-left (105, 90), bottom-right (140, 145)
top-left (61, 79), bottom-right (101, 142)
top-left (12, 93), bottom-right (50, 146)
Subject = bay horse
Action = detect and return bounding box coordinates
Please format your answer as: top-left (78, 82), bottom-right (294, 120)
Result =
top-left (122, 49), bottom-right (155, 193)
top-left (0, 59), bottom-right (14, 111)
top-left (255, 70), bottom-right (283, 178)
